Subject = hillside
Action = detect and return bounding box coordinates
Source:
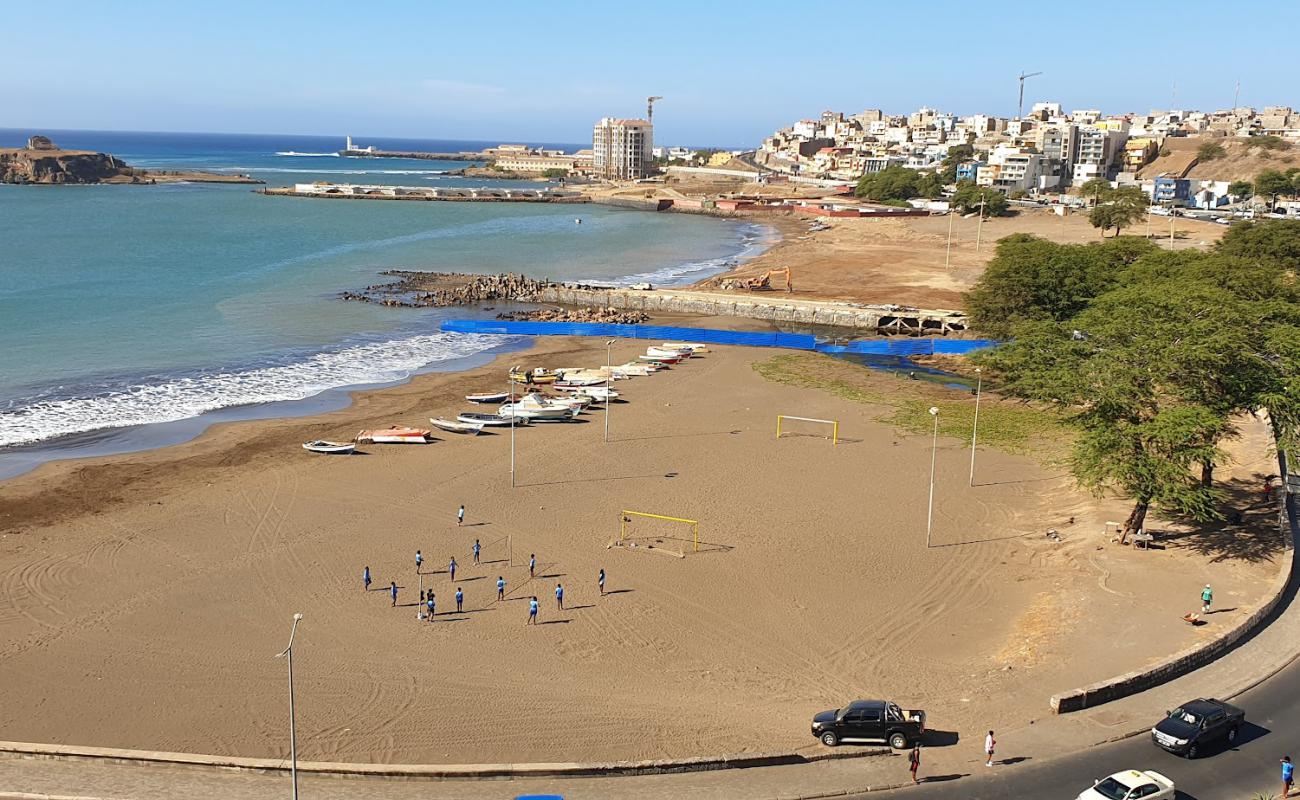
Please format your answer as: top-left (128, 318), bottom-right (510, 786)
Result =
top-left (1139, 136), bottom-right (1300, 182)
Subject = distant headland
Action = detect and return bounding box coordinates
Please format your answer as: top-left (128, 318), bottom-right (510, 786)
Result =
top-left (0, 135), bottom-right (263, 185)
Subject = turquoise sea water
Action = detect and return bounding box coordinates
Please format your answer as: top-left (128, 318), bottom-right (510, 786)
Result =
top-left (0, 130), bottom-right (772, 473)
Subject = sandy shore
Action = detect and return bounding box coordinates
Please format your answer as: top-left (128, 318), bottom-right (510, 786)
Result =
top-left (0, 333), bottom-right (1281, 764)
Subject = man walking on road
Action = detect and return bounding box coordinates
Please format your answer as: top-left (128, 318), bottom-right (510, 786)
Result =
top-left (1202, 584), bottom-right (1213, 614)
top-left (984, 730), bottom-right (996, 767)
top-left (908, 743), bottom-right (921, 784)
top-left (457, 505), bottom-right (465, 527)
top-left (1283, 755), bottom-right (1294, 798)
top-left (497, 576), bottom-right (506, 601)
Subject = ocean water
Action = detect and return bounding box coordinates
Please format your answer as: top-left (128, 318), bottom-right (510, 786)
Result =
top-left (0, 130), bottom-right (773, 475)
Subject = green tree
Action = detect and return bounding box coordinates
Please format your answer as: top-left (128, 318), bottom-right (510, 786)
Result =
top-left (1255, 169), bottom-right (1292, 207)
top-left (855, 165), bottom-right (942, 201)
top-left (1215, 219), bottom-right (1300, 266)
top-left (1196, 140), bottom-right (1227, 161)
top-left (938, 143), bottom-right (975, 183)
top-left (1088, 186), bottom-right (1150, 237)
top-left (976, 281), bottom-right (1266, 538)
top-left (963, 234), bottom-right (1156, 337)
top-left (950, 181), bottom-right (1008, 215)
top-left (1079, 178), bottom-right (1112, 206)
top-left (542, 168), bottom-right (569, 179)
top-left (1251, 134), bottom-right (1290, 152)
top-left (1227, 180), bottom-right (1253, 200)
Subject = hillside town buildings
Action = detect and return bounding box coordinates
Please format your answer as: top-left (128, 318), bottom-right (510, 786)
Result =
top-left (754, 102), bottom-right (1300, 204)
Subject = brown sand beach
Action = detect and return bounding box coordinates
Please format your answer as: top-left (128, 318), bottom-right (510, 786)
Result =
top-left (0, 333), bottom-right (1281, 764)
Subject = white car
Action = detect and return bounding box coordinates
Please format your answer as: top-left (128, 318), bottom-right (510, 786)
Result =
top-left (1077, 769), bottom-right (1175, 800)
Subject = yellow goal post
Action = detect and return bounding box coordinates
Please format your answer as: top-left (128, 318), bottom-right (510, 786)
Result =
top-left (775, 415), bottom-right (839, 445)
top-left (620, 510), bottom-right (700, 553)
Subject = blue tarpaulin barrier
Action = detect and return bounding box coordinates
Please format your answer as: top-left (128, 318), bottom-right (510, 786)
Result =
top-left (439, 319), bottom-right (996, 354)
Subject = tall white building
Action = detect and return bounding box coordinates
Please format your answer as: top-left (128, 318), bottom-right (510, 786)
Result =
top-left (592, 118), bottom-right (653, 180)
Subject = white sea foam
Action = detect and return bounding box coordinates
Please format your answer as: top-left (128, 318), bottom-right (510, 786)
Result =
top-left (577, 223), bottom-right (778, 287)
top-left (275, 151), bottom-right (341, 157)
top-left (0, 332), bottom-right (506, 448)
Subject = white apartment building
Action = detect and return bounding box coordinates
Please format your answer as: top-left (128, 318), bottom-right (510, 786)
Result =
top-left (592, 117), bottom-right (653, 180)
top-left (976, 146), bottom-right (1058, 193)
top-left (1071, 126), bottom-right (1128, 185)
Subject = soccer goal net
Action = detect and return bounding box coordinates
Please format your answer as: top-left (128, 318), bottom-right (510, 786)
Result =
top-left (775, 415), bottom-right (839, 445)
top-left (619, 510), bottom-right (700, 553)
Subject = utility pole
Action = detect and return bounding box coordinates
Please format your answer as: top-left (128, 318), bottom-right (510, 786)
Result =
top-left (1233, 79), bottom-right (1241, 110)
top-left (975, 194), bottom-right (987, 251)
top-left (1017, 70), bottom-right (1043, 119)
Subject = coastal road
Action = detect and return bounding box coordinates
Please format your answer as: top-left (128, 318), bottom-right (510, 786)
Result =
top-left (873, 653), bottom-right (1300, 799)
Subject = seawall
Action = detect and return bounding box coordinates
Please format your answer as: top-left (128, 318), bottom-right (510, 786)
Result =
top-left (530, 286), bottom-right (968, 335)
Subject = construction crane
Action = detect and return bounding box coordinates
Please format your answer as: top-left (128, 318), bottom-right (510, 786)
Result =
top-left (647, 96), bottom-right (663, 123)
top-left (1017, 71), bottom-right (1043, 119)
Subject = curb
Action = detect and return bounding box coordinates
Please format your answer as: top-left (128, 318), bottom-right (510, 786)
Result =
top-left (0, 742), bottom-right (888, 781)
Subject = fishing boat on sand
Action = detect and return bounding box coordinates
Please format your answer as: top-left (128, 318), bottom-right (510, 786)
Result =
top-left (647, 346), bottom-right (694, 359)
top-left (302, 440), bottom-right (356, 454)
top-left (458, 412), bottom-right (527, 427)
top-left (430, 417), bottom-right (484, 435)
top-left (509, 366), bottom-right (559, 384)
top-left (355, 427), bottom-right (434, 444)
top-left (662, 342), bottom-right (709, 353)
top-left (566, 386), bottom-right (619, 401)
top-left (466, 391), bottom-right (510, 403)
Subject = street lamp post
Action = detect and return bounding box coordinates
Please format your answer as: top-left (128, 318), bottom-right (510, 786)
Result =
top-left (509, 373), bottom-right (516, 488)
top-left (969, 368), bottom-right (982, 487)
top-left (975, 195), bottom-right (987, 251)
top-left (604, 339), bottom-right (615, 443)
top-left (274, 613), bottom-right (304, 800)
top-left (944, 206), bottom-right (955, 269)
top-left (926, 407), bottom-right (940, 548)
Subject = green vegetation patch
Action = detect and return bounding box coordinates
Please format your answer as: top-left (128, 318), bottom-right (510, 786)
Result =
top-left (752, 352), bottom-right (1067, 460)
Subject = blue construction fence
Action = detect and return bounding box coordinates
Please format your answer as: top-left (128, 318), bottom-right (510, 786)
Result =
top-left (440, 319), bottom-right (996, 355)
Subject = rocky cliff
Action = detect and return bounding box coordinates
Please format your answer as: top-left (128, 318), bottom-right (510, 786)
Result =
top-left (0, 148), bottom-right (129, 184)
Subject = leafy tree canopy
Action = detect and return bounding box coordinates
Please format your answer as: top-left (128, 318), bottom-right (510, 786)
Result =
top-left (855, 165), bottom-right (941, 201)
top-left (950, 181), bottom-right (1008, 216)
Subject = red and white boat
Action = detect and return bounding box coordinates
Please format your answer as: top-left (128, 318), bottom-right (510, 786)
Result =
top-left (355, 426), bottom-right (434, 444)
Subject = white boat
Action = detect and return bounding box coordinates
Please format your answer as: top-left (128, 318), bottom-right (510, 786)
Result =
top-left (554, 375), bottom-right (607, 388)
top-left (662, 342), bottom-right (710, 353)
top-left (647, 346), bottom-right (694, 359)
top-left (430, 417), bottom-right (484, 435)
top-left (566, 386), bottom-right (619, 401)
top-left (497, 404), bottom-right (577, 422)
top-left (458, 412), bottom-right (528, 427)
top-left (466, 391), bottom-right (510, 403)
top-left (611, 362), bottom-right (657, 376)
top-left (513, 391), bottom-right (591, 412)
top-left (355, 427), bottom-right (434, 444)
top-left (302, 440), bottom-right (356, 454)
top-left (638, 354), bottom-right (681, 364)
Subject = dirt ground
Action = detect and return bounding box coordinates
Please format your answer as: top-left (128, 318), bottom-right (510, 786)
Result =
top-left (696, 208), bottom-right (1228, 310)
top-left (0, 339), bottom-right (1280, 764)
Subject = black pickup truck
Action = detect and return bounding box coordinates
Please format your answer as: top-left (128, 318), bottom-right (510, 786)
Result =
top-left (1151, 698), bottom-right (1245, 758)
top-left (811, 699), bottom-right (926, 749)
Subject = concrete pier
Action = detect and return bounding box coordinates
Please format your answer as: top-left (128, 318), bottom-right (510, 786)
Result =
top-left (260, 184), bottom-right (589, 202)
top-left (535, 286), bottom-right (967, 334)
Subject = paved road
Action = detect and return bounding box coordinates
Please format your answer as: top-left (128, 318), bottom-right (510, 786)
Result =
top-left (881, 653), bottom-right (1300, 800)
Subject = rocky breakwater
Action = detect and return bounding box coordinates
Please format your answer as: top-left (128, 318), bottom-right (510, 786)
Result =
top-left (1, 135), bottom-right (261, 185)
top-left (340, 272), bottom-right (554, 308)
top-left (495, 306), bottom-right (649, 323)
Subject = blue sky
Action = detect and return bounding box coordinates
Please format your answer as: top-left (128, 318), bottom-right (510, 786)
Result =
top-left (5, 0), bottom-right (1297, 148)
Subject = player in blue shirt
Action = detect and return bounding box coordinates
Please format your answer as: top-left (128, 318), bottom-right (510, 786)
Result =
top-left (1283, 756), bottom-right (1294, 799)
top-left (528, 596), bottom-right (538, 625)
top-left (426, 594), bottom-right (435, 620)
top-left (363, 565), bottom-right (371, 591)
top-left (472, 539), bottom-right (481, 565)
top-left (529, 553), bottom-right (536, 578)
top-left (497, 576), bottom-right (506, 601)
top-left (449, 556), bottom-right (457, 582)
top-left (415, 550), bottom-right (423, 573)
top-left (389, 581), bottom-right (398, 607)
top-left (598, 568), bottom-right (605, 596)
top-left (555, 583), bottom-right (564, 610)
top-left (455, 586), bottom-right (463, 612)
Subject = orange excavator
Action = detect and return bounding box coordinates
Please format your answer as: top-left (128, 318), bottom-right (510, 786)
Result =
top-left (733, 267), bottom-right (792, 293)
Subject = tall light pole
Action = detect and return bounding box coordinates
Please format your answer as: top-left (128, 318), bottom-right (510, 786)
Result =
top-left (604, 339), bottom-right (615, 443)
top-left (975, 194), bottom-right (987, 251)
top-left (509, 372), bottom-right (516, 488)
top-left (944, 207), bottom-right (956, 269)
top-left (274, 613), bottom-right (304, 800)
top-left (969, 368), bottom-right (983, 487)
top-left (926, 406), bottom-right (940, 548)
